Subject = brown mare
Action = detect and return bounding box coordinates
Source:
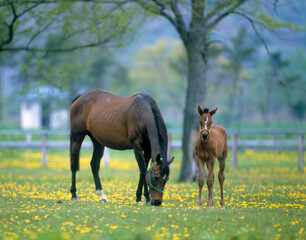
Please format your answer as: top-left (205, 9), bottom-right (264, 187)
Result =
top-left (195, 106), bottom-right (228, 209)
top-left (69, 89), bottom-right (174, 206)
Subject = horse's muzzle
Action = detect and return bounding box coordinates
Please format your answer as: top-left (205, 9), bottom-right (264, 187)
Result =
top-left (151, 199), bottom-right (162, 206)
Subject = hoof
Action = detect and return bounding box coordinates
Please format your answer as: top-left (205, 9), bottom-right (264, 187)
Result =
top-left (221, 206), bottom-right (225, 210)
top-left (137, 201), bottom-right (143, 204)
top-left (71, 197), bottom-right (79, 201)
top-left (146, 201), bottom-right (151, 206)
top-left (99, 198), bottom-right (108, 203)
top-left (197, 205), bottom-right (201, 210)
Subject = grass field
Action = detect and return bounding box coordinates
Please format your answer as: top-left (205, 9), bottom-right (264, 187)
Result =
top-left (0, 149), bottom-right (305, 240)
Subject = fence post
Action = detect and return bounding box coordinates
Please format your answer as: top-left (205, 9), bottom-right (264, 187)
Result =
top-left (42, 133), bottom-right (48, 167)
top-left (299, 134), bottom-right (304, 172)
top-left (26, 133), bottom-right (32, 144)
top-left (272, 134), bottom-right (277, 151)
top-left (231, 134), bottom-right (238, 169)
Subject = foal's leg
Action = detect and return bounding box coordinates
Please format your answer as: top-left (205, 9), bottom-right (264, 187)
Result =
top-left (70, 132), bottom-right (85, 201)
top-left (206, 157), bottom-right (215, 209)
top-left (218, 157), bottom-right (226, 209)
top-left (89, 134), bottom-right (107, 202)
top-left (196, 156), bottom-right (205, 209)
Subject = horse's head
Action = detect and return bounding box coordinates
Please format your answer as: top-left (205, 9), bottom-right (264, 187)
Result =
top-left (197, 106), bottom-right (218, 142)
top-left (146, 154), bottom-right (174, 206)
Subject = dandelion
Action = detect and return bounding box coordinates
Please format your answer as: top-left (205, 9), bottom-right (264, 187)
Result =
top-left (109, 226), bottom-right (117, 230)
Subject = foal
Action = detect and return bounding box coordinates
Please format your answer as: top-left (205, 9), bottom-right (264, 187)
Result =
top-left (195, 106), bottom-right (228, 209)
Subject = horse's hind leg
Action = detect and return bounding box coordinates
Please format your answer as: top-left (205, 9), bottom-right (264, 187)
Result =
top-left (218, 156), bottom-right (226, 209)
top-left (70, 132), bottom-right (86, 201)
top-left (89, 134), bottom-right (107, 202)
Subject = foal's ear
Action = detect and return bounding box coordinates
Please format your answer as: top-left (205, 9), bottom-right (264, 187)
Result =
top-left (210, 107), bottom-right (218, 116)
top-left (198, 106), bottom-right (203, 115)
top-left (168, 156), bottom-right (174, 165)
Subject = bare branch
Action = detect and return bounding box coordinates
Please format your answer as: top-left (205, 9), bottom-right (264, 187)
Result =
top-left (1, 2), bottom-right (41, 48)
top-left (232, 11), bottom-right (286, 86)
top-left (26, 10), bottom-right (62, 48)
top-left (169, 1), bottom-right (188, 44)
top-left (1, 0), bottom-right (135, 7)
top-left (2, 40), bottom-right (116, 53)
top-left (205, 0), bottom-right (247, 31)
top-left (1, 17), bottom-right (130, 53)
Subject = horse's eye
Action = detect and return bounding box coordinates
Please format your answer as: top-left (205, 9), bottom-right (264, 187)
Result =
top-left (155, 176), bottom-right (159, 181)
top-left (199, 121), bottom-right (202, 126)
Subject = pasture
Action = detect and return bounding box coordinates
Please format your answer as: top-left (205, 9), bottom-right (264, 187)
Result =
top-left (0, 149), bottom-right (305, 240)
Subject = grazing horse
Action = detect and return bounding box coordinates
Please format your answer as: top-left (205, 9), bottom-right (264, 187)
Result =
top-left (69, 89), bottom-right (174, 206)
top-left (195, 106), bottom-right (228, 209)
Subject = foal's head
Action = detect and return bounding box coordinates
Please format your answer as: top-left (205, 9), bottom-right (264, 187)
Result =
top-left (197, 106), bottom-right (218, 142)
top-left (146, 154), bottom-right (174, 206)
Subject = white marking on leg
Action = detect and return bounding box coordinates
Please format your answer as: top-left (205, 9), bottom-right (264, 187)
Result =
top-left (96, 189), bottom-right (108, 202)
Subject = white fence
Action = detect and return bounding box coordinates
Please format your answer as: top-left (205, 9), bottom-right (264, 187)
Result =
top-left (0, 129), bottom-right (304, 172)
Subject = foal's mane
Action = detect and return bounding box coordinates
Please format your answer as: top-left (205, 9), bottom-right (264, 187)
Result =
top-left (140, 93), bottom-right (169, 175)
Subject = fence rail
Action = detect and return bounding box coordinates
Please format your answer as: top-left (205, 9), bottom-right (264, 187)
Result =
top-left (0, 129), bottom-right (304, 172)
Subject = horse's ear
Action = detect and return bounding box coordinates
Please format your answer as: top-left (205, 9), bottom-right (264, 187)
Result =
top-left (155, 153), bottom-right (161, 164)
top-left (168, 156), bottom-right (174, 165)
top-left (210, 107), bottom-right (218, 116)
top-left (198, 106), bottom-right (203, 115)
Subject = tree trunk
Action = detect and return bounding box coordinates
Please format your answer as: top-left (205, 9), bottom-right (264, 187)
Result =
top-left (179, 40), bottom-right (207, 182)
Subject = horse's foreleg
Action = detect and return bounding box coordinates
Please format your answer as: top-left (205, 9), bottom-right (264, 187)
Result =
top-left (70, 133), bottom-right (85, 201)
top-left (143, 150), bottom-right (151, 203)
top-left (196, 156), bottom-right (205, 209)
top-left (206, 158), bottom-right (215, 209)
top-left (134, 148), bottom-right (147, 203)
top-left (218, 157), bottom-right (226, 209)
top-left (89, 135), bottom-right (108, 202)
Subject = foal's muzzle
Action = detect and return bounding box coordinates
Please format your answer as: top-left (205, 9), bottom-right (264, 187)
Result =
top-left (201, 129), bottom-right (209, 142)
top-left (201, 134), bottom-right (208, 141)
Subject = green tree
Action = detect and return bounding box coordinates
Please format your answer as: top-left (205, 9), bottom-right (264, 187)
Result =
top-left (137, 0), bottom-right (304, 181)
top-left (0, 1), bottom-right (140, 53)
top-left (0, 0), bottom-right (142, 127)
top-left (130, 38), bottom-right (187, 116)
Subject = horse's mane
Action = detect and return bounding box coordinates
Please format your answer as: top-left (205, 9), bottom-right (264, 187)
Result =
top-left (140, 93), bottom-right (169, 175)
top-left (71, 94), bottom-right (82, 104)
